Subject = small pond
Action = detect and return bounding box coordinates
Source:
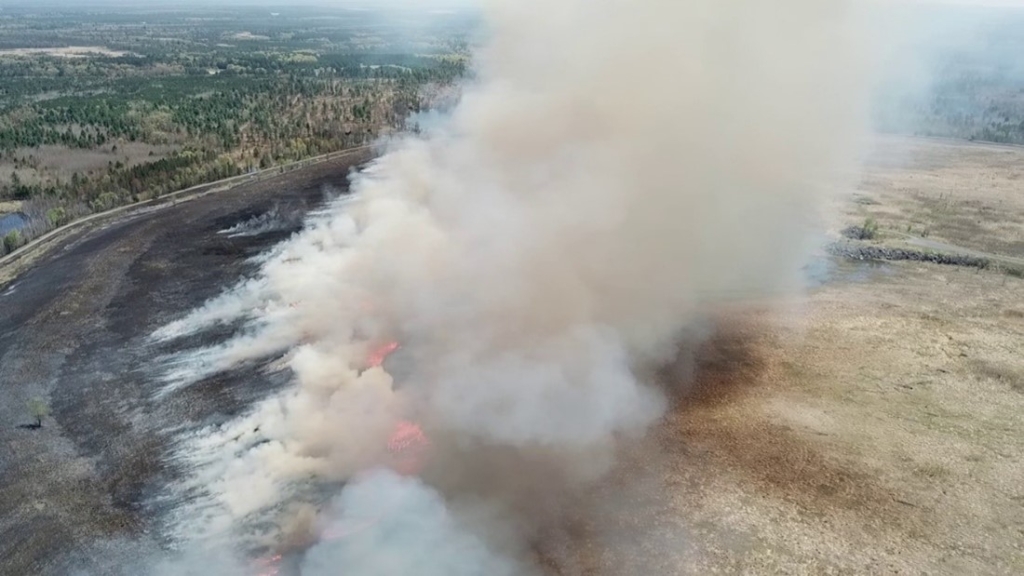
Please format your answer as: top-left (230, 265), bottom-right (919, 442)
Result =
top-left (0, 212), bottom-right (27, 236)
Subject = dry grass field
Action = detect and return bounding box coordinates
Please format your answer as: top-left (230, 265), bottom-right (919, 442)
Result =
top-left (0, 200), bottom-right (22, 215)
top-left (1, 137), bottom-right (1020, 574)
top-left (0, 143), bottom-right (179, 186)
top-left (546, 136), bottom-right (1024, 575)
top-left (0, 47), bottom-right (131, 59)
top-left (851, 136), bottom-right (1024, 263)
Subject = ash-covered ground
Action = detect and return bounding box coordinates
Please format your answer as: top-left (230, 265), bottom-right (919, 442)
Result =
top-left (0, 152), bottom-right (370, 575)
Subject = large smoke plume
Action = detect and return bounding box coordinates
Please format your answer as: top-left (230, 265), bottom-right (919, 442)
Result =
top-left (155, 0), bottom-right (870, 572)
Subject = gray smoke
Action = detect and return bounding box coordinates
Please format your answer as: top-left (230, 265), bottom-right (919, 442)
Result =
top-left (153, 0), bottom-right (872, 572)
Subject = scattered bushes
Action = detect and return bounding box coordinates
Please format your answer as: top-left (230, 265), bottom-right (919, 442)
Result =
top-left (16, 397), bottom-right (50, 429)
top-left (2, 229), bottom-right (24, 254)
top-left (828, 242), bottom-right (991, 269)
top-left (842, 217), bottom-right (880, 241)
top-left (46, 206), bottom-right (68, 228)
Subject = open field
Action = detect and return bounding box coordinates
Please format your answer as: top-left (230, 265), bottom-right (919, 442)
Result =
top-left (0, 151), bottom-right (372, 575)
top-left (560, 259), bottom-right (1023, 575)
top-left (852, 136), bottom-right (1024, 261)
top-left (544, 136), bottom-right (1024, 575)
top-left (0, 143), bottom-right (179, 185)
top-left (0, 47), bottom-right (132, 58)
top-left (513, 135), bottom-right (1024, 575)
top-left (0, 136), bottom-right (1021, 575)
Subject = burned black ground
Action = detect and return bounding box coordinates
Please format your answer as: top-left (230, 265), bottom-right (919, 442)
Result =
top-left (0, 152), bottom-right (370, 576)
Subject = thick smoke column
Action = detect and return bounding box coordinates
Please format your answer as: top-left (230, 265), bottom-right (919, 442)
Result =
top-left (158, 0), bottom-right (870, 571)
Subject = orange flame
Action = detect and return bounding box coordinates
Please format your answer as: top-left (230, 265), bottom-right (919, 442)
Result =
top-left (253, 554), bottom-right (282, 576)
top-left (388, 420), bottom-right (428, 476)
top-left (388, 420), bottom-right (428, 452)
top-left (366, 341), bottom-right (400, 368)
top-left (252, 419), bottom-right (427, 572)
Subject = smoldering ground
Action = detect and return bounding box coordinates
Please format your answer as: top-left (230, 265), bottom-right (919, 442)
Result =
top-left (140, 0), bottom-right (873, 573)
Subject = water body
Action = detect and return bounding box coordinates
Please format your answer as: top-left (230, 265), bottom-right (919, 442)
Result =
top-left (0, 212), bottom-right (27, 236)
top-left (803, 254), bottom-right (892, 288)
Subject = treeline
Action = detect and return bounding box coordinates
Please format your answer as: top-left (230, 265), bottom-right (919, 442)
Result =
top-left (878, 97), bottom-right (1024, 145)
top-left (1, 56), bottom-right (461, 152)
top-left (875, 54), bottom-right (1024, 145)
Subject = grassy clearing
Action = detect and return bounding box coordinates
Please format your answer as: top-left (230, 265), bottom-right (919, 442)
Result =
top-left (850, 137), bottom-right (1024, 259)
top-left (0, 143), bottom-right (179, 185)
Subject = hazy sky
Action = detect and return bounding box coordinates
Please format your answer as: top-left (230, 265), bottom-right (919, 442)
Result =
top-left (913, 0), bottom-right (1024, 6)
top-left (1, 0), bottom-right (1023, 7)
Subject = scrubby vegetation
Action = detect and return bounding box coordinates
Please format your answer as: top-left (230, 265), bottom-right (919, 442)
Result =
top-left (0, 4), bottom-right (473, 255)
top-left (27, 397), bottom-right (50, 429)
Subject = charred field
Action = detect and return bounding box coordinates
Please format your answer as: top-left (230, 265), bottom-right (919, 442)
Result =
top-left (0, 152), bottom-right (371, 575)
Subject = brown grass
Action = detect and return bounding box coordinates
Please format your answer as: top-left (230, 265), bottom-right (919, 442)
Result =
top-left (0, 143), bottom-right (179, 185)
top-left (971, 359), bottom-right (1024, 393)
top-left (0, 47), bottom-right (131, 58)
top-left (537, 139), bottom-right (1024, 575)
top-left (850, 136), bottom-right (1024, 259)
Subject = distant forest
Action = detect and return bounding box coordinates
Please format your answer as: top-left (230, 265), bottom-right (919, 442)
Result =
top-left (873, 4), bottom-right (1024, 145)
top-left (0, 5), bottom-right (473, 255)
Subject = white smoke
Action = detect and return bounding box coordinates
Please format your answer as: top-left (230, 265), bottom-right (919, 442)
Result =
top-left (301, 470), bottom-right (524, 576)
top-left (155, 0), bottom-right (871, 572)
